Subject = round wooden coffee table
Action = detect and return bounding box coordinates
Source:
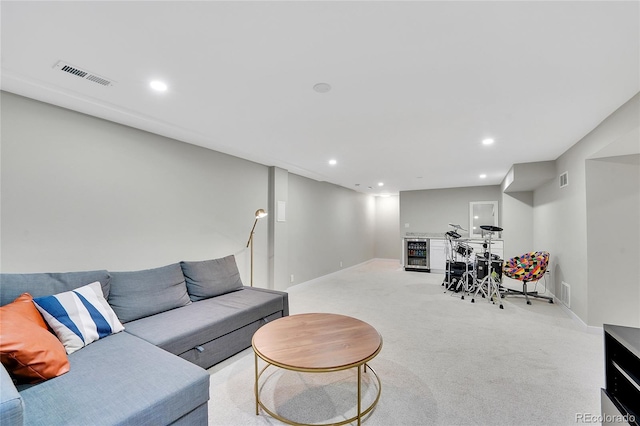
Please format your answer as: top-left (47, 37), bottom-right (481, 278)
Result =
top-left (252, 313), bottom-right (383, 426)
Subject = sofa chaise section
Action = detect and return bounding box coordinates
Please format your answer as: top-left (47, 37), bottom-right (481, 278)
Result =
top-left (15, 332), bottom-right (209, 426)
top-left (0, 367), bottom-right (23, 425)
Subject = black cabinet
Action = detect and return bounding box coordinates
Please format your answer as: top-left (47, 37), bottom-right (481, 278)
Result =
top-left (602, 324), bottom-right (640, 425)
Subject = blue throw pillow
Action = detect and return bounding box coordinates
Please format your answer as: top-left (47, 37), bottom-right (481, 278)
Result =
top-left (33, 281), bottom-right (124, 354)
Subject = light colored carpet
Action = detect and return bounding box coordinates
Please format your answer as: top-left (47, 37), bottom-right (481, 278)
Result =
top-left (207, 259), bottom-right (603, 425)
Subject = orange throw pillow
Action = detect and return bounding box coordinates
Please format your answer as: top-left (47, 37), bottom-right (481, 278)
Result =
top-left (0, 293), bottom-right (70, 383)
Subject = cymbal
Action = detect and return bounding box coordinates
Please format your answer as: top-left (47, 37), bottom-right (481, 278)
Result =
top-left (480, 225), bottom-right (503, 232)
top-left (448, 223), bottom-right (468, 231)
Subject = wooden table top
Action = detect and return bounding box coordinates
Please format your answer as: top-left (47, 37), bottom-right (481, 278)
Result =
top-left (252, 313), bottom-right (382, 371)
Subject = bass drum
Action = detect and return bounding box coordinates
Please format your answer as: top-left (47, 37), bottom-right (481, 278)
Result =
top-left (476, 259), bottom-right (503, 281)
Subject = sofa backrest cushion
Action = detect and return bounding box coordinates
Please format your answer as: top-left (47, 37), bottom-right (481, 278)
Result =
top-left (108, 263), bottom-right (191, 323)
top-left (180, 255), bottom-right (244, 301)
top-left (0, 270), bottom-right (111, 307)
top-left (0, 293), bottom-right (70, 384)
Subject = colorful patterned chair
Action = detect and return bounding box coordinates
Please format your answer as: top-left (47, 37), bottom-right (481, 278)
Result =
top-left (502, 251), bottom-right (553, 305)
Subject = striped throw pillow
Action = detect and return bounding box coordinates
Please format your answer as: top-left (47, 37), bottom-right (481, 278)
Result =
top-left (33, 281), bottom-right (124, 354)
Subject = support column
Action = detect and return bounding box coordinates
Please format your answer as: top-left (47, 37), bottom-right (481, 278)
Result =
top-left (268, 167), bottom-right (289, 291)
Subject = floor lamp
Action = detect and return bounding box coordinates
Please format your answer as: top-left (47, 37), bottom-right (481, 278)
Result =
top-left (246, 209), bottom-right (267, 287)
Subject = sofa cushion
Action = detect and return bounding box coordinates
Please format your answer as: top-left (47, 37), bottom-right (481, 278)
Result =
top-left (33, 282), bottom-right (125, 354)
top-left (0, 270), bottom-right (111, 307)
top-left (0, 293), bottom-right (70, 383)
top-left (17, 331), bottom-right (209, 426)
top-left (180, 255), bottom-right (244, 301)
top-left (123, 287), bottom-right (286, 356)
top-left (108, 263), bottom-right (192, 323)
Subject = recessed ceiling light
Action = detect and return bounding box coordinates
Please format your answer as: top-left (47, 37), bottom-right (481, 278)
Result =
top-left (313, 83), bottom-right (331, 93)
top-left (482, 138), bottom-right (494, 145)
top-left (150, 80), bottom-right (167, 92)
top-left (378, 182), bottom-right (384, 187)
top-left (329, 159), bottom-right (337, 166)
top-left (479, 174), bottom-right (487, 179)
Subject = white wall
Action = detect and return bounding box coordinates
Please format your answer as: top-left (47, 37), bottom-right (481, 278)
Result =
top-left (586, 154), bottom-right (640, 327)
top-left (399, 185), bottom-right (502, 238)
top-left (0, 92), bottom-right (406, 290)
top-left (0, 92), bottom-right (269, 282)
top-left (374, 195), bottom-right (400, 260)
top-left (287, 175), bottom-right (375, 285)
top-left (533, 93), bottom-right (640, 327)
top-left (500, 191), bottom-right (534, 260)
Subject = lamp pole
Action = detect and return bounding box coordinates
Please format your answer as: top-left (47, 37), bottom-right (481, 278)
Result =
top-left (246, 209), bottom-right (267, 287)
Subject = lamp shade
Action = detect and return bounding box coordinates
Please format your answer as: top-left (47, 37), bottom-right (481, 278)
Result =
top-left (255, 209), bottom-right (268, 219)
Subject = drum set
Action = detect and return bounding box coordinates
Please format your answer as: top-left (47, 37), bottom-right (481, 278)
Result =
top-left (442, 223), bottom-right (505, 309)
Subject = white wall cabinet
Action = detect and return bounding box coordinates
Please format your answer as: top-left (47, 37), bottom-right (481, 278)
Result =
top-left (429, 239), bottom-right (448, 272)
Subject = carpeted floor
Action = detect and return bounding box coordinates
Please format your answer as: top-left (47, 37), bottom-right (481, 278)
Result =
top-left (207, 259), bottom-right (603, 425)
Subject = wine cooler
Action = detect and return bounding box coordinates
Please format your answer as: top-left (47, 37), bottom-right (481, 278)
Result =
top-left (404, 238), bottom-right (430, 272)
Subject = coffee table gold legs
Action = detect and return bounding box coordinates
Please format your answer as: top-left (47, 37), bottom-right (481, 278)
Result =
top-left (357, 364), bottom-right (362, 426)
top-left (254, 358), bottom-right (381, 426)
top-left (254, 353), bottom-right (259, 415)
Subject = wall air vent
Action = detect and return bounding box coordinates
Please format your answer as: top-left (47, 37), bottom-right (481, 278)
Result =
top-left (560, 281), bottom-right (570, 308)
top-left (559, 171), bottom-right (569, 188)
top-left (53, 60), bottom-right (115, 87)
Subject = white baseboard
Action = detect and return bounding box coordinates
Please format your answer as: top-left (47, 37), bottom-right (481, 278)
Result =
top-left (555, 296), bottom-right (603, 335)
top-left (290, 258), bottom-right (381, 290)
top-left (374, 258), bottom-right (402, 263)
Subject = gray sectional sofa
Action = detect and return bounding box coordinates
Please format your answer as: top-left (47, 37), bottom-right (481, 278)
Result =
top-left (0, 256), bottom-right (289, 425)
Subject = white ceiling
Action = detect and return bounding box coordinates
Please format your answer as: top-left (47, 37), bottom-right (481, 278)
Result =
top-left (2, 1), bottom-right (639, 195)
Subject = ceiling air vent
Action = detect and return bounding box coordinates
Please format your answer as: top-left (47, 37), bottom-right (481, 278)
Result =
top-left (53, 61), bottom-right (115, 87)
